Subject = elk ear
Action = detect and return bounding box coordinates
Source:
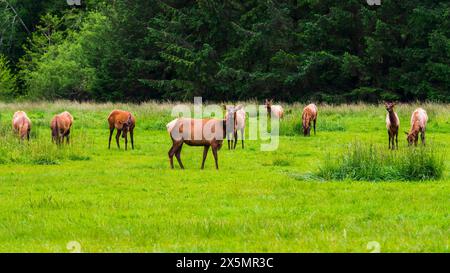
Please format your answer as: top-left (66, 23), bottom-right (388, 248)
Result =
top-left (235, 105), bottom-right (243, 111)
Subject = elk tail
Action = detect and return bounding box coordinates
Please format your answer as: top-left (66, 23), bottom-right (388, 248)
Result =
top-left (18, 123), bottom-right (23, 138)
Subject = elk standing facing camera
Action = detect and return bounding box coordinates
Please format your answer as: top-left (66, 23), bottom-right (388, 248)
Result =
top-left (384, 101), bottom-right (400, 149)
top-left (265, 99), bottom-right (284, 119)
top-left (108, 110), bottom-right (136, 150)
top-left (224, 105), bottom-right (246, 149)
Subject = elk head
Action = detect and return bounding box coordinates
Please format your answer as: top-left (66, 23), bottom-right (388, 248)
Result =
top-left (122, 114), bottom-right (133, 138)
top-left (303, 118), bottom-right (310, 136)
top-left (384, 101), bottom-right (396, 113)
top-left (405, 131), bottom-right (418, 146)
top-left (265, 99), bottom-right (273, 112)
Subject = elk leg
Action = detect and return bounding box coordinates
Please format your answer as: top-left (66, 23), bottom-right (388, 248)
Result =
top-left (66, 129), bottom-right (70, 145)
top-left (108, 128), bottom-right (114, 149)
top-left (230, 134), bottom-right (234, 150)
top-left (116, 129), bottom-right (121, 149)
top-left (395, 131), bottom-right (398, 149)
top-left (168, 145), bottom-right (175, 169)
top-left (389, 132), bottom-right (392, 149)
top-left (228, 139), bottom-right (230, 150)
top-left (175, 143), bottom-right (184, 169)
top-left (388, 131), bottom-right (391, 149)
top-left (169, 141), bottom-right (182, 169)
top-left (313, 119), bottom-right (316, 135)
top-left (57, 131), bottom-right (62, 146)
top-left (234, 131), bottom-right (238, 149)
top-left (124, 132), bottom-right (128, 151)
top-left (130, 129), bottom-right (134, 150)
top-left (201, 146), bottom-right (210, 169)
top-left (212, 146), bottom-right (219, 170)
top-left (241, 128), bottom-right (244, 149)
top-left (421, 131), bottom-right (425, 146)
top-left (54, 131), bottom-right (58, 145)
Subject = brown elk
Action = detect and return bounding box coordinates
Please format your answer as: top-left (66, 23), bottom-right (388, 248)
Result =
top-left (265, 99), bottom-right (284, 119)
top-left (12, 111), bottom-right (31, 141)
top-left (224, 105), bottom-right (245, 149)
top-left (384, 102), bottom-right (400, 149)
top-left (302, 103), bottom-right (318, 136)
top-left (166, 118), bottom-right (227, 169)
top-left (108, 110), bottom-right (136, 150)
top-left (405, 108), bottom-right (428, 146)
top-left (50, 111), bottom-right (73, 145)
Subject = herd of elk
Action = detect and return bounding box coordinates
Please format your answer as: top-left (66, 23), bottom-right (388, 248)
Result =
top-left (50, 111), bottom-right (73, 145)
top-left (108, 110), bottom-right (136, 150)
top-left (8, 101), bottom-right (431, 170)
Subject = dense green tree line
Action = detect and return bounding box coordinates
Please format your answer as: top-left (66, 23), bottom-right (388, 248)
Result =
top-left (0, 0), bottom-right (449, 102)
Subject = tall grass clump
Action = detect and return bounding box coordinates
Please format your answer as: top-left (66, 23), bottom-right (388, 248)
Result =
top-left (318, 142), bottom-right (444, 181)
top-left (0, 128), bottom-right (91, 165)
top-left (0, 138), bottom-right (91, 165)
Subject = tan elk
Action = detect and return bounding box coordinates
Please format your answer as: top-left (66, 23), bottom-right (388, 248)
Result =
top-left (302, 103), bottom-right (318, 136)
top-left (50, 111), bottom-right (73, 145)
top-left (384, 101), bottom-right (400, 149)
top-left (265, 99), bottom-right (284, 119)
top-left (166, 118), bottom-right (227, 169)
top-left (12, 111), bottom-right (31, 141)
top-left (224, 105), bottom-right (245, 149)
top-left (406, 108), bottom-right (428, 146)
top-left (108, 110), bottom-right (136, 150)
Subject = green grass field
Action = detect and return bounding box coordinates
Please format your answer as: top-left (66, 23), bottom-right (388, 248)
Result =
top-left (0, 101), bottom-right (448, 252)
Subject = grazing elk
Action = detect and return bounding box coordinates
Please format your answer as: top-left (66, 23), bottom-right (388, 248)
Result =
top-left (166, 118), bottom-right (227, 169)
top-left (302, 103), bottom-right (318, 136)
top-left (265, 99), bottom-right (284, 119)
top-left (224, 105), bottom-right (245, 149)
top-left (12, 111), bottom-right (31, 141)
top-left (50, 111), bottom-right (73, 145)
top-left (108, 110), bottom-right (136, 150)
top-left (405, 108), bottom-right (428, 146)
top-left (384, 101), bottom-right (400, 149)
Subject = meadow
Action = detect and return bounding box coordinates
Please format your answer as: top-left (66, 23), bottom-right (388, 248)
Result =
top-left (0, 101), bottom-right (448, 252)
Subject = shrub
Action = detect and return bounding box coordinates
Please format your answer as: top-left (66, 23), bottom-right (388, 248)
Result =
top-left (317, 142), bottom-right (444, 181)
top-left (0, 55), bottom-right (18, 100)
